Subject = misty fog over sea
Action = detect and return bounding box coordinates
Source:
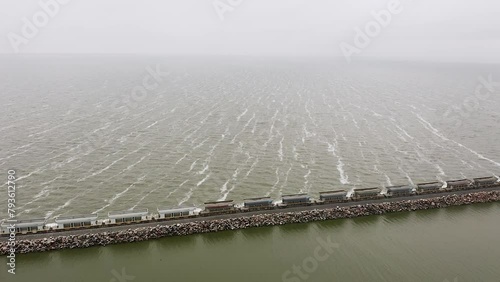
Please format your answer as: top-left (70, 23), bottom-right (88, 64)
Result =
top-left (0, 55), bottom-right (498, 221)
top-left (2, 0), bottom-right (500, 281)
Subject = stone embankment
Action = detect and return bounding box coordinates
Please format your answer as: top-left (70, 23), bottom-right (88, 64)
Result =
top-left (2, 191), bottom-right (499, 255)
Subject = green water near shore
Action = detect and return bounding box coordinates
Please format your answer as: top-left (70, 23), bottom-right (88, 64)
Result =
top-left (1, 203), bottom-right (500, 282)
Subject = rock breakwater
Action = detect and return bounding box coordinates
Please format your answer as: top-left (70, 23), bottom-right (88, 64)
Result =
top-left (2, 191), bottom-right (499, 255)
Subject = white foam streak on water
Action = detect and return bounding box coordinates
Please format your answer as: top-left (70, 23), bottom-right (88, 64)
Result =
top-left (197, 173), bottom-right (211, 187)
top-left (394, 123), bottom-right (414, 140)
top-left (220, 180), bottom-right (229, 194)
top-left (178, 191), bottom-right (193, 206)
top-left (218, 185), bottom-right (234, 201)
top-left (166, 180), bottom-right (189, 201)
top-left (268, 110), bottom-right (279, 136)
top-left (279, 165), bottom-right (293, 196)
top-left (231, 112), bottom-right (255, 144)
top-left (399, 166), bottom-right (415, 186)
top-left (384, 174), bottom-right (393, 187)
top-left (265, 167), bottom-right (280, 197)
top-left (45, 195), bottom-right (77, 220)
top-left (236, 108), bottom-right (248, 122)
top-left (326, 139), bottom-right (350, 185)
top-left (337, 159), bottom-right (349, 185)
top-left (14, 167), bottom-right (47, 183)
top-left (0, 147), bottom-right (34, 162)
top-left (28, 117), bottom-right (86, 138)
top-left (197, 162), bottom-right (209, 175)
top-left (188, 159), bottom-right (199, 172)
top-left (219, 162), bottom-right (250, 200)
top-left (17, 187), bottom-right (51, 212)
top-left (145, 121), bottom-right (159, 130)
top-left (304, 99), bottom-right (318, 127)
top-left (300, 167), bottom-right (311, 193)
top-left (77, 155), bottom-right (128, 182)
top-left (93, 173), bottom-right (149, 214)
top-left (292, 146), bottom-right (298, 161)
top-left (175, 154), bottom-right (187, 165)
top-left (278, 136), bottom-right (284, 162)
top-left (416, 113), bottom-right (500, 168)
top-left (245, 158), bottom-right (259, 178)
top-left (0, 124), bottom-right (14, 133)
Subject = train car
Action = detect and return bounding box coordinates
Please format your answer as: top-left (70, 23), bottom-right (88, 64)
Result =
top-left (445, 179), bottom-right (473, 191)
top-left (54, 214), bottom-right (98, 230)
top-left (201, 200), bottom-right (236, 215)
top-left (385, 185), bottom-right (414, 198)
top-left (317, 190), bottom-right (348, 204)
top-left (0, 218), bottom-right (46, 235)
top-left (278, 194), bottom-right (311, 208)
top-left (1, 174), bottom-right (497, 235)
top-left (352, 188), bottom-right (382, 201)
top-left (473, 176), bottom-right (499, 188)
top-left (108, 209), bottom-right (149, 224)
top-left (241, 197), bottom-right (274, 211)
top-left (416, 182), bottom-right (442, 194)
top-left (157, 207), bottom-right (197, 220)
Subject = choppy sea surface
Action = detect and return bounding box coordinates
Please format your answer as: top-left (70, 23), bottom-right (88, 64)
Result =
top-left (0, 55), bottom-right (499, 221)
top-left (1, 201), bottom-right (499, 281)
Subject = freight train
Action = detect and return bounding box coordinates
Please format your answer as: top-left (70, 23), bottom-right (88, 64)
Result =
top-left (2, 176), bottom-right (499, 236)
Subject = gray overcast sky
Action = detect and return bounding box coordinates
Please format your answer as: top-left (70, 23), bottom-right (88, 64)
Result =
top-left (1, 0), bottom-right (499, 62)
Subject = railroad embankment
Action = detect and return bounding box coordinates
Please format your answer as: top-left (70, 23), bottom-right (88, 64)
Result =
top-left (1, 190), bottom-right (499, 255)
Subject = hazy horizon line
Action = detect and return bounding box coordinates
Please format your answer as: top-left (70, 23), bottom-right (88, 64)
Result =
top-left (1, 53), bottom-right (499, 65)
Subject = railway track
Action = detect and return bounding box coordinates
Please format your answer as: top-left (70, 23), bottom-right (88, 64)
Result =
top-left (2, 185), bottom-right (499, 242)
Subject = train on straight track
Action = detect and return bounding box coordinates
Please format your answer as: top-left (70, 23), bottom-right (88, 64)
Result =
top-left (2, 176), bottom-right (499, 236)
